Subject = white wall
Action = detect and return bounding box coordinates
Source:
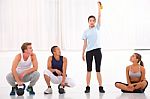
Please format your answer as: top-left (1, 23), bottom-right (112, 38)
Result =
top-left (134, 0), bottom-right (150, 49)
top-left (0, 0), bottom-right (61, 51)
top-left (61, 0), bottom-right (150, 50)
top-left (0, 0), bottom-right (150, 51)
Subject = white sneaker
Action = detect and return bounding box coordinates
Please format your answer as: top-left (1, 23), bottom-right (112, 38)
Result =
top-left (44, 88), bottom-right (52, 94)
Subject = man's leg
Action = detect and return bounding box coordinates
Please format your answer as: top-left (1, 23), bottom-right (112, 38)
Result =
top-left (23, 71), bottom-right (40, 95)
top-left (6, 73), bottom-right (17, 95)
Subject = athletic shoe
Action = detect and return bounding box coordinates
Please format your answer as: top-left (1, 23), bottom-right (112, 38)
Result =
top-left (85, 86), bottom-right (90, 93)
top-left (26, 86), bottom-right (35, 95)
top-left (44, 88), bottom-right (52, 94)
top-left (99, 86), bottom-right (105, 93)
top-left (10, 87), bottom-right (16, 95)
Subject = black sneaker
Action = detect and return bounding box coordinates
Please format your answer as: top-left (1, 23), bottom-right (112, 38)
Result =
top-left (99, 86), bottom-right (105, 93)
top-left (10, 87), bottom-right (16, 95)
top-left (26, 86), bottom-right (35, 95)
top-left (58, 84), bottom-right (65, 94)
top-left (85, 86), bottom-right (90, 93)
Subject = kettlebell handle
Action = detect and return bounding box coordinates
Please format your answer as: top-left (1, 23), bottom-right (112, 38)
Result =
top-left (16, 84), bottom-right (26, 90)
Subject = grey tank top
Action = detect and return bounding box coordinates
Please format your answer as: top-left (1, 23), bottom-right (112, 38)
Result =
top-left (129, 65), bottom-right (141, 78)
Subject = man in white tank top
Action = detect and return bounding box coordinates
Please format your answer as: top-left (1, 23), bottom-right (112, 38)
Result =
top-left (6, 42), bottom-right (40, 95)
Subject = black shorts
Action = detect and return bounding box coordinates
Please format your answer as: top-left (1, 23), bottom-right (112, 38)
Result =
top-left (86, 48), bottom-right (102, 72)
top-left (115, 81), bottom-right (148, 93)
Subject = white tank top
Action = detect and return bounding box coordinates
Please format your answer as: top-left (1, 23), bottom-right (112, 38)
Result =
top-left (16, 53), bottom-right (32, 73)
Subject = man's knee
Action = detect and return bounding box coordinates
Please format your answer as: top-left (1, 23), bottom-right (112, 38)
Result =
top-left (31, 71), bottom-right (40, 80)
top-left (6, 73), bottom-right (14, 81)
top-left (33, 71), bottom-right (40, 79)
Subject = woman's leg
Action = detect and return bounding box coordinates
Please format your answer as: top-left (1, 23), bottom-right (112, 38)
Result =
top-left (84, 51), bottom-right (93, 93)
top-left (94, 48), bottom-right (102, 86)
top-left (115, 82), bottom-right (134, 92)
top-left (96, 72), bottom-right (102, 86)
top-left (86, 51), bottom-right (93, 86)
top-left (141, 80), bottom-right (148, 90)
top-left (86, 72), bottom-right (91, 86)
top-left (134, 80), bottom-right (148, 90)
top-left (94, 49), bottom-right (105, 93)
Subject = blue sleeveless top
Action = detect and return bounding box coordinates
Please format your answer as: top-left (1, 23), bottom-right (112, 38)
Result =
top-left (52, 56), bottom-right (63, 72)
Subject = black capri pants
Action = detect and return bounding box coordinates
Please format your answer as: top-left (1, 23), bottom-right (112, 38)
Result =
top-left (86, 48), bottom-right (102, 72)
top-left (115, 80), bottom-right (148, 93)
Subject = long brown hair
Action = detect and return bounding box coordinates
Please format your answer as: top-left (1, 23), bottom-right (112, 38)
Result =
top-left (134, 53), bottom-right (144, 66)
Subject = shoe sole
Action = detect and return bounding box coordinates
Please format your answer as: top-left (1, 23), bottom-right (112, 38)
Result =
top-left (59, 92), bottom-right (65, 94)
top-left (99, 91), bottom-right (105, 93)
top-left (44, 92), bottom-right (52, 94)
top-left (26, 89), bottom-right (35, 95)
top-left (10, 94), bottom-right (15, 96)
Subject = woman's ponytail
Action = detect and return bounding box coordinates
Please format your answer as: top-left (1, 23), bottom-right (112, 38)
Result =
top-left (140, 60), bottom-right (144, 67)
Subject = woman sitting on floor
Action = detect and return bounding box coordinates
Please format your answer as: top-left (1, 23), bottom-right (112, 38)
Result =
top-left (115, 53), bottom-right (148, 93)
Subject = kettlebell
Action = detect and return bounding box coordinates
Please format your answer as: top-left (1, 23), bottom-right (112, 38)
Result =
top-left (58, 84), bottom-right (65, 94)
top-left (16, 84), bottom-right (26, 96)
top-left (98, 1), bottom-right (103, 9)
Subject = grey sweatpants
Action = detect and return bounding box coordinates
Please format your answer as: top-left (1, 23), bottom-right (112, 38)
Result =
top-left (6, 71), bottom-right (40, 87)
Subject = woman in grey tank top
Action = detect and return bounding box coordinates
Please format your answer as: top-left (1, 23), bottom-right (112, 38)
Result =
top-left (115, 53), bottom-right (148, 93)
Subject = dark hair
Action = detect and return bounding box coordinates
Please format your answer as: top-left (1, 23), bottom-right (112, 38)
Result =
top-left (134, 53), bottom-right (144, 66)
top-left (21, 42), bottom-right (32, 53)
top-left (88, 15), bottom-right (96, 22)
top-left (51, 46), bottom-right (58, 54)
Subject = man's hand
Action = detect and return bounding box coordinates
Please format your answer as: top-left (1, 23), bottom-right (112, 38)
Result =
top-left (61, 82), bottom-right (65, 87)
top-left (17, 80), bottom-right (24, 86)
top-left (55, 69), bottom-right (62, 76)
